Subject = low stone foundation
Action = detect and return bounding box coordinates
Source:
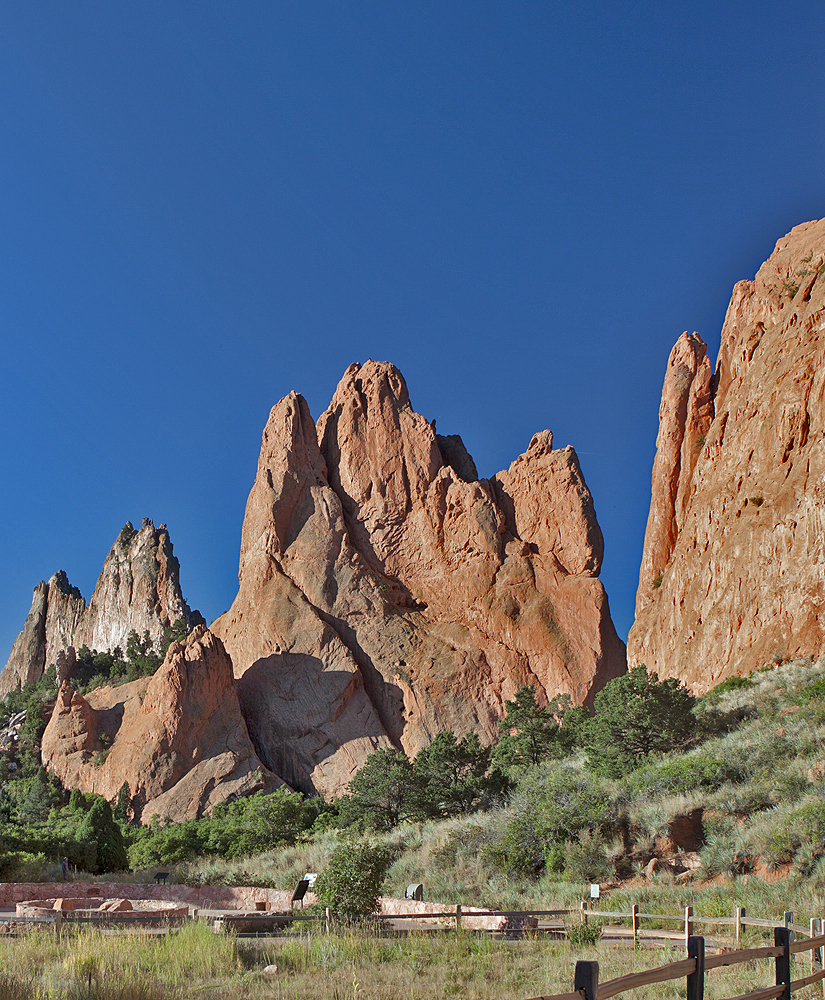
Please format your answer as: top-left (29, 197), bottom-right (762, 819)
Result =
top-left (0, 884), bottom-right (535, 931)
top-left (16, 897), bottom-right (188, 919)
top-left (377, 897), bottom-right (537, 931)
top-left (0, 882), bottom-right (312, 912)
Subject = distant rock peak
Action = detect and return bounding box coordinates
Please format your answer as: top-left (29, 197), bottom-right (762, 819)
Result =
top-left (0, 519), bottom-right (203, 697)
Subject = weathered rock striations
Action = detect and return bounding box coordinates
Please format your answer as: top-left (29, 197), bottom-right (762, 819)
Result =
top-left (628, 217), bottom-right (825, 691)
top-left (0, 572), bottom-right (85, 696)
top-left (41, 626), bottom-right (275, 823)
top-left (73, 519), bottom-right (203, 655)
top-left (212, 360), bottom-right (626, 796)
top-left (0, 519), bottom-right (203, 696)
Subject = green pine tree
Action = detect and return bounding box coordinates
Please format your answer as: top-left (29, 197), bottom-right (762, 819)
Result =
top-left (76, 797), bottom-right (128, 873)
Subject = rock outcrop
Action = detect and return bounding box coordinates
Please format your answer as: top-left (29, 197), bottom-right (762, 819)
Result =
top-left (1, 572), bottom-right (85, 696)
top-left (212, 360), bottom-right (626, 796)
top-left (41, 626), bottom-right (275, 822)
top-left (628, 218), bottom-right (825, 691)
top-left (0, 519), bottom-right (203, 696)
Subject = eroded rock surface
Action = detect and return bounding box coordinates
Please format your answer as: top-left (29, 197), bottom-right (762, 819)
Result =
top-left (0, 520), bottom-right (203, 696)
top-left (213, 360), bottom-right (626, 796)
top-left (628, 218), bottom-right (825, 691)
top-left (41, 626), bottom-right (274, 822)
top-left (1, 572), bottom-right (85, 696)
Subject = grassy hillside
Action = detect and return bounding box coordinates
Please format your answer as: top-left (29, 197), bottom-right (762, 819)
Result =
top-left (3, 654), bottom-right (825, 924)
top-left (167, 656), bottom-right (825, 919)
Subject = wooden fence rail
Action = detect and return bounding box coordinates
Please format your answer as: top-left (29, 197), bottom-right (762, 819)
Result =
top-left (526, 930), bottom-right (825, 1000)
top-left (582, 901), bottom-right (805, 949)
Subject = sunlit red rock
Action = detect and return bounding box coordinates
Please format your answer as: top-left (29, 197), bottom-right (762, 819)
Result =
top-left (628, 217), bottom-right (825, 690)
top-left (213, 360), bottom-right (626, 796)
top-left (41, 626), bottom-right (274, 822)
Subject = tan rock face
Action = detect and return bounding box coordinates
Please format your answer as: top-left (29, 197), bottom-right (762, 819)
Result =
top-left (41, 626), bottom-right (275, 822)
top-left (0, 572), bottom-right (85, 696)
top-left (628, 217), bottom-right (825, 691)
top-left (73, 519), bottom-right (203, 655)
top-left (0, 519), bottom-right (203, 696)
top-left (213, 360), bottom-right (626, 796)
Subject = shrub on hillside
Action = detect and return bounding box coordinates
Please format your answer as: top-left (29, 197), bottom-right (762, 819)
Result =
top-left (764, 799), bottom-right (825, 864)
top-left (563, 829), bottom-right (613, 883)
top-left (621, 754), bottom-right (743, 801)
top-left (486, 766), bottom-right (610, 876)
top-left (585, 666), bottom-right (696, 778)
top-left (314, 839), bottom-right (395, 916)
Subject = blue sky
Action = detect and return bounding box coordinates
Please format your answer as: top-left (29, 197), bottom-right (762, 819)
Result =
top-left (1, 1), bottom-right (823, 663)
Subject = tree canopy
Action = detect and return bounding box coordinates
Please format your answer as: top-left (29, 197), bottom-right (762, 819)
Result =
top-left (585, 665), bottom-right (696, 777)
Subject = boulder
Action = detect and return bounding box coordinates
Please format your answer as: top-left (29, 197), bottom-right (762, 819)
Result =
top-left (99, 898), bottom-right (132, 912)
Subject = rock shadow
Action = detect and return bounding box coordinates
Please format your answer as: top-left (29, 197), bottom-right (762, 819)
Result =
top-left (236, 651), bottom-right (392, 795)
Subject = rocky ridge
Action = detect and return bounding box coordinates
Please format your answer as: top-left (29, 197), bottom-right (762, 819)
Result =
top-left (0, 519), bottom-right (203, 697)
top-left (628, 217), bottom-right (825, 691)
top-left (2, 364), bottom-right (626, 811)
top-left (212, 360), bottom-right (626, 796)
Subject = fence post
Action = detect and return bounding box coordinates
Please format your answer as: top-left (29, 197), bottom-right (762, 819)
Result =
top-left (574, 960), bottom-right (599, 1000)
top-left (581, 900), bottom-right (588, 925)
top-left (775, 926), bottom-right (791, 1000)
top-left (819, 917), bottom-right (825, 1000)
top-left (632, 903), bottom-right (639, 949)
top-left (455, 904), bottom-right (462, 932)
top-left (735, 907), bottom-right (746, 947)
top-left (685, 905), bottom-right (693, 951)
top-left (784, 911), bottom-right (794, 944)
top-left (810, 918), bottom-right (822, 977)
top-left (53, 910), bottom-right (63, 940)
top-left (687, 935), bottom-right (705, 1000)
top-left (325, 907), bottom-right (331, 935)
top-left (822, 914), bottom-right (825, 1000)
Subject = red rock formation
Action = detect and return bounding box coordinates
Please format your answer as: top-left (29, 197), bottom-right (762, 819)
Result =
top-left (41, 626), bottom-right (275, 822)
top-left (0, 519), bottom-right (203, 696)
top-left (213, 360), bottom-right (626, 796)
top-left (628, 217), bottom-right (825, 691)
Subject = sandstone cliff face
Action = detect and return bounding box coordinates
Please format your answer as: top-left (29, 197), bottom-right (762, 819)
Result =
top-left (0, 519), bottom-right (202, 696)
top-left (213, 360), bottom-right (626, 796)
top-left (41, 626), bottom-right (274, 823)
top-left (628, 218), bottom-right (825, 691)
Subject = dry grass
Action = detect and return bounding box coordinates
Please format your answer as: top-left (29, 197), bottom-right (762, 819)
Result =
top-left (0, 913), bottom-right (823, 1000)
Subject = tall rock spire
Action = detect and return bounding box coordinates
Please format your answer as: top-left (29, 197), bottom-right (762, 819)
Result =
top-left (628, 217), bottom-right (825, 690)
top-left (0, 519), bottom-right (202, 696)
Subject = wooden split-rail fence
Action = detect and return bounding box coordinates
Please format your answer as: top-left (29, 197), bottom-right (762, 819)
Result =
top-left (526, 910), bottom-right (825, 1000)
